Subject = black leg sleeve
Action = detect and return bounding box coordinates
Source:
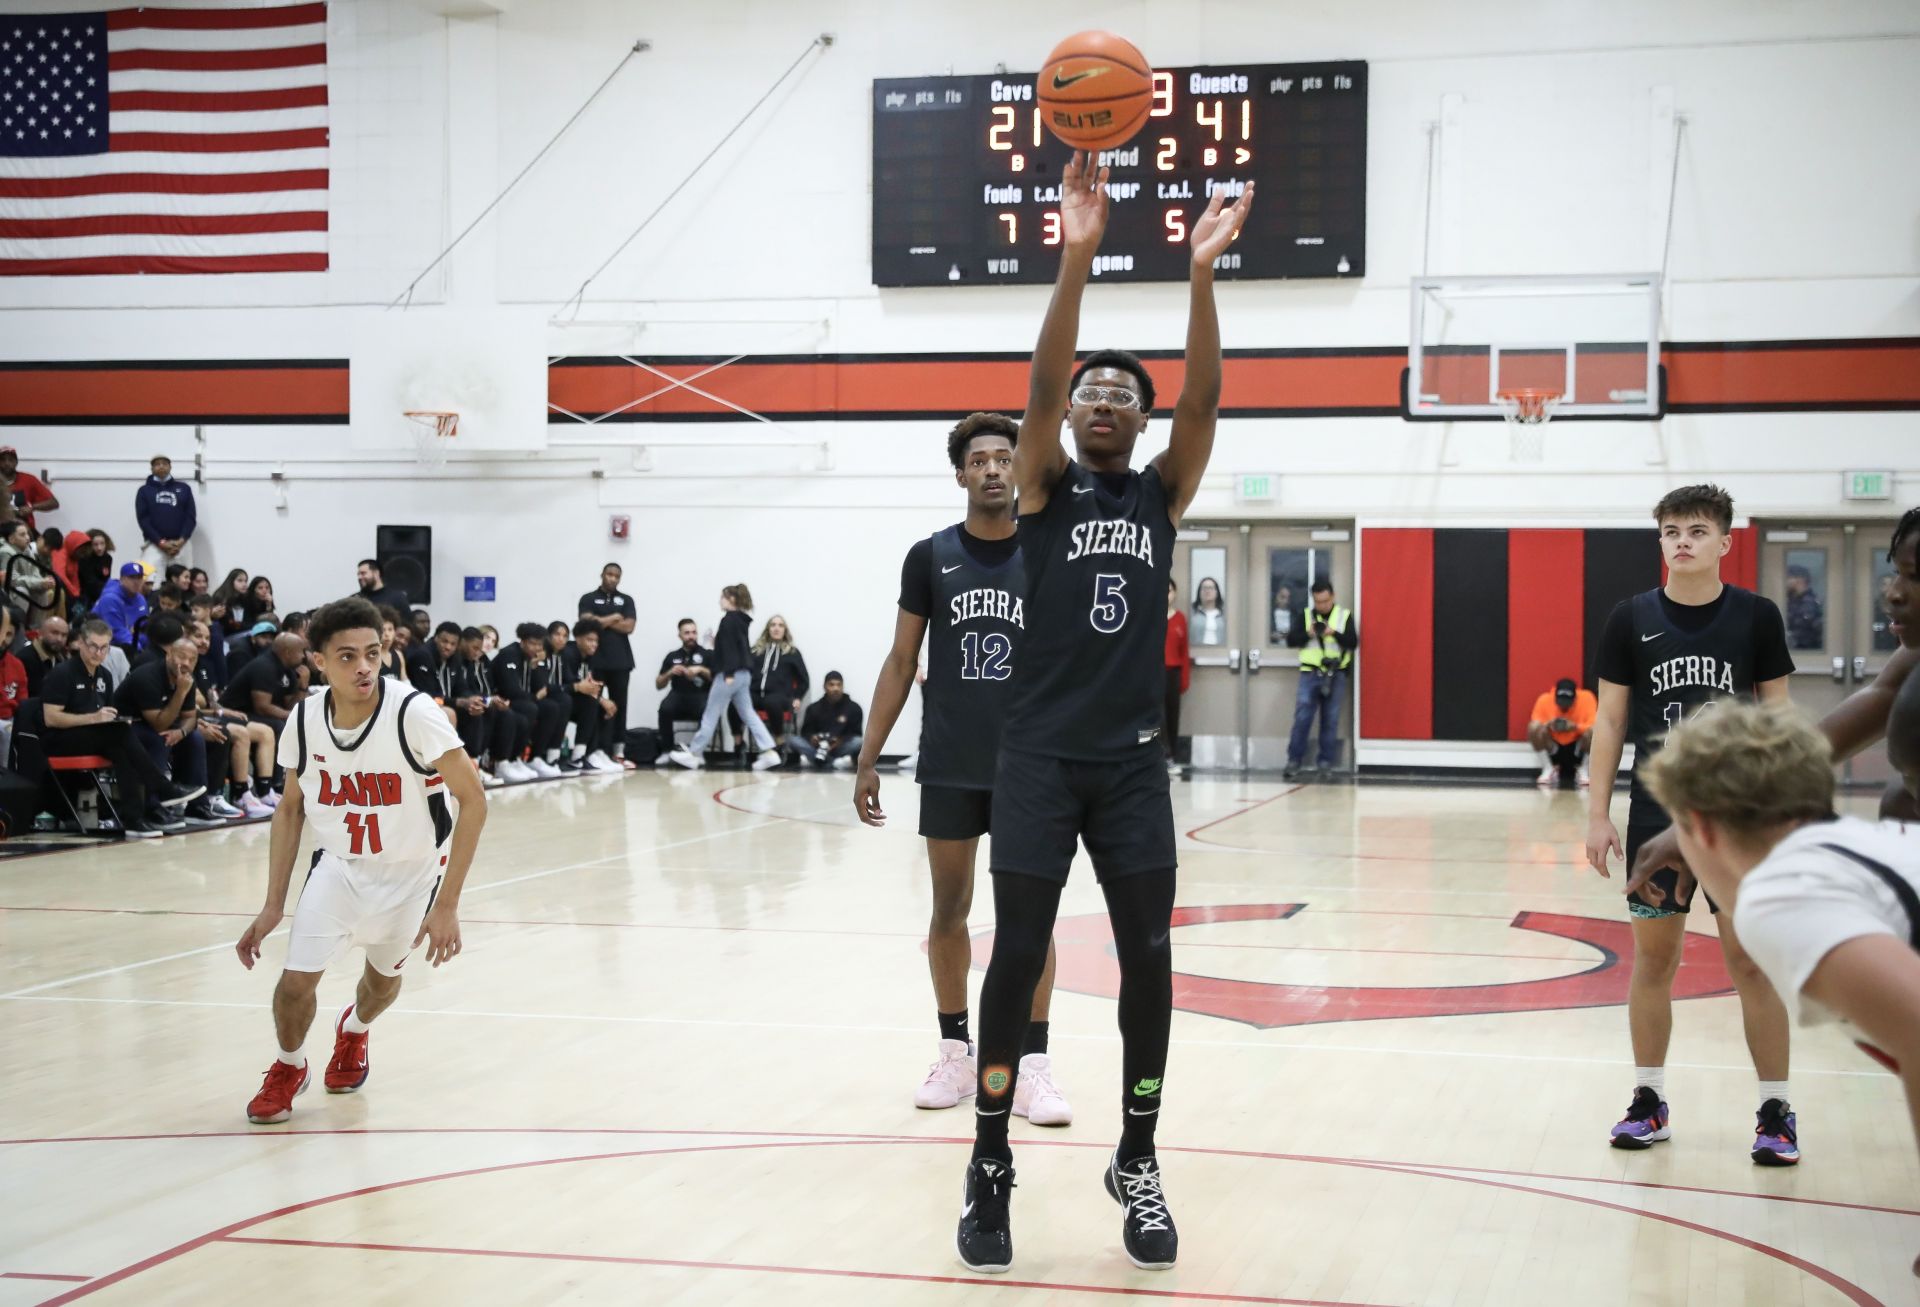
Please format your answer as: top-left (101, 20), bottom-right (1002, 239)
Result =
top-left (971, 872), bottom-right (1063, 1162)
top-left (533, 698), bottom-right (569, 756)
top-left (1103, 868), bottom-right (1177, 1162)
top-left (601, 669), bottom-right (631, 751)
top-left (569, 693), bottom-right (603, 752)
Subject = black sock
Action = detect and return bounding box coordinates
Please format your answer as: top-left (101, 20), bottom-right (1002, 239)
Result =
top-left (938, 1009), bottom-right (970, 1047)
top-left (1021, 1020), bottom-right (1049, 1057)
top-left (1118, 1101), bottom-right (1160, 1165)
top-left (972, 1107), bottom-right (1012, 1165)
top-left (254, 778), bottom-right (271, 797)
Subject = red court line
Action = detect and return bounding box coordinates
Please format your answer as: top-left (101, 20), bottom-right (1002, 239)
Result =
top-left (1176, 940), bottom-right (1580, 964)
top-left (217, 1234), bottom-right (1374, 1306)
top-left (29, 1135), bottom-right (1888, 1305)
top-left (4, 1126), bottom-right (1910, 1217)
top-left (0, 1272), bottom-right (90, 1282)
top-left (1182, 787), bottom-right (1302, 841)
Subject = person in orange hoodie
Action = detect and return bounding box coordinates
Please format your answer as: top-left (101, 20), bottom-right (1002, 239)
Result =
top-left (50, 529), bottom-right (88, 618)
top-left (1164, 578), bottom-right (1192, 768)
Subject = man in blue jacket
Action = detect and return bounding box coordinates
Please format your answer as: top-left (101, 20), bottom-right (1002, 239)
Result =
top-left (136, 454), bottom-right (198, 573)
top-left (93, 562), bottom-right (151, 653)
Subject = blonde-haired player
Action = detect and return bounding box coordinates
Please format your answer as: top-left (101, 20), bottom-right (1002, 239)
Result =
top-left (236, 596), bottom-right (487, 1124)
top-left (1644, 698), bottom-right (1920, 1277)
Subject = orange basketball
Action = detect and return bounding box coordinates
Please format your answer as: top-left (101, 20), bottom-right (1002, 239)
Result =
top-left (1036, 31), bottom-right (1153, 153)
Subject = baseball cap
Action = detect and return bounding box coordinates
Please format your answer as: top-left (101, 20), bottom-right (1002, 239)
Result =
top-left (249, 619), bottom-right (279, 637)
top-left (0, 445), bottom-right (15, 455)
top-left (119, 561), bottom-right (145, 578)
top-left (1554, 677), bottom-right (1578, 703)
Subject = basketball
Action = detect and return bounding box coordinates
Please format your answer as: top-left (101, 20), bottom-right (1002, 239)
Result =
top-left (1036, 31), bottom-right (1154, 153)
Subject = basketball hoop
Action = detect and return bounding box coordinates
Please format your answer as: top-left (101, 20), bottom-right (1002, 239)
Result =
top-left (1495, 388), bottom-right (1560, 463)
top-left (403, 410), bottom-right (459, 469)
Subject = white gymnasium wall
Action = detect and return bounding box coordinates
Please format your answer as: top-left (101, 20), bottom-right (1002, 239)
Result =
top-left (8, 0), bottom-right (1920, 743)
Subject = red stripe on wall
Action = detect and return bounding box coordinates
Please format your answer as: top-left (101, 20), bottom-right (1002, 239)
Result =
top-left (1359, 528), bottom-right (1434, 740)
top-left (0, 364), bottom-right (345, 417)
top-left (1505, 530), bottom-right (1586, 740)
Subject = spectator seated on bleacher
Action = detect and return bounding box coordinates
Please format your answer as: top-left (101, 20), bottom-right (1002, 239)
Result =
top-left (41, 618), bottom-right (202, 837)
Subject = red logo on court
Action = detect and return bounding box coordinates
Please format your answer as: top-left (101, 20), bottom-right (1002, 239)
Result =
top-left (969, 904), bottom-right (1734, 1029)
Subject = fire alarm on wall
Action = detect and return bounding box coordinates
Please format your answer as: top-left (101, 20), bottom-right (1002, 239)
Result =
top-left (609, 515), bottom-right (631, 540)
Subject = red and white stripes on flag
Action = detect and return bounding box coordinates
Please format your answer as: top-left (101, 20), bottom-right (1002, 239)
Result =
top-left (0, 2), bottom-right (327, 275)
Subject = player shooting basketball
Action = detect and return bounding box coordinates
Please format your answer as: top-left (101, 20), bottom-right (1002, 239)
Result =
top-left (952, 149), bottom-right (1251, 1276)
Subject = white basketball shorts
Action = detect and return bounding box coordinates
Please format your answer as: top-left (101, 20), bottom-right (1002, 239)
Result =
top-left (284, 849), bottom-right (443, 977)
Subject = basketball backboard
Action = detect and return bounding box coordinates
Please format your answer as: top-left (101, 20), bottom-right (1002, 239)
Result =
top-left (1407, 274), bottom-right (1662, 420)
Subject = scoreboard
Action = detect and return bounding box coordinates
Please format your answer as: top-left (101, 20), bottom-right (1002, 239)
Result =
top-left (872, 60), bottom-right (1367, 287)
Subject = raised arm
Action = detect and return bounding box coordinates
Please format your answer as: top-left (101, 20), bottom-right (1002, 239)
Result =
top-left (1013, 152), bottom-right (1108, 514)
top-left (1152, 183), bottom-right (1254, 525)
top-left (853, 608), bottom-right (930, 827)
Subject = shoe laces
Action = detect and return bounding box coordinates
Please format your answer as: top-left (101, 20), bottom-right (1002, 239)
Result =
top-left (926, 1050), bottom-right (971, 1086)
top-left (262, 1059), bottom-right (304, 1095)
top-left (1756, 1099), bottom-right (1794, 1140)
top-left (1116, 1158), bottom-right (1170, 1231)
top-left (970, 1160), bottom-right (1014, 1232)
top-left (1623, 1088), bottom-right (1661, 1122)
top-left (1021, 1064), bottom-right (1060, 1102)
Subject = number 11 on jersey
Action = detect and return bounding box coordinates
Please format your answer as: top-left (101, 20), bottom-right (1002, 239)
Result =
top-left (345, 811), bottom-right (383, 856)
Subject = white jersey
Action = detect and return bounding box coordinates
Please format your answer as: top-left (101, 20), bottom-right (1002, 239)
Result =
top-left (278, 676), bottom-right (467, 865)
top-left (1735, 815), bottom-right (1920, 1029)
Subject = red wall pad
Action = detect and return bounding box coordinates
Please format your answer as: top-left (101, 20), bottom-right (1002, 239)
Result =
top-left (1505, 530), bottom-right (1586, 740)
top-left (1358, 528), bottom-right (1434, 741)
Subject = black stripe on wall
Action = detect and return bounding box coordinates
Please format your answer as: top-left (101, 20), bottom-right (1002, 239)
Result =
top-left (1431, 529), bottom-right (1510, 740)
top-left (1582, 529), bottom-right (1663, 687)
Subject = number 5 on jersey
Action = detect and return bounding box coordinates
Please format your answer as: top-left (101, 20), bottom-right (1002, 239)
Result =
top-left (1090, 573), bottom-right (1129, 634)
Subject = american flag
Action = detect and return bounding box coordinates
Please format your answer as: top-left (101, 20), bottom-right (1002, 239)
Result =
top-left (0, 2), bottom-right (327, 275)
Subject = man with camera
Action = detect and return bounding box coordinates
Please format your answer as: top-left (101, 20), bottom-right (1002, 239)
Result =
top-left (1284, 581), bottom-right (1357, 781)
top-left (1528, 676), bottom-right (1598, 788)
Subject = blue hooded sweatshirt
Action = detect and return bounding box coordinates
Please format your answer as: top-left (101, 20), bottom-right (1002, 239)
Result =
top-left (135, 474), bottom-right (196, 545)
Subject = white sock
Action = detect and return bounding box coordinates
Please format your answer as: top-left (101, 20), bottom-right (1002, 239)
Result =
top-left (544, 749), bottom-right (560, 763)
top-left (1634, 1066), bottom-right (1665, 1098)
top-left (343, 1007), bottom-right (371, 1035)
top-left (1758, 1079), bottom-right (1789, 1107)
top-left (1535, 751), bottom-right (1552, 770)
top-left (276, 1046), bottom-right (304, 1067)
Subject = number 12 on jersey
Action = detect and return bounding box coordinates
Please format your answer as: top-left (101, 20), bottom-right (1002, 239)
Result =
top-left (344, 811), bottom-right (383, 856)
top-left (959, 630), bottom-right (1012, 681)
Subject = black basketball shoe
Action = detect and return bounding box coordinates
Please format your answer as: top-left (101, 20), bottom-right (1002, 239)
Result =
top-left (955, 1156), bottom-right (1015, 1274)
top-left (1104, 1151), bottom-right (1178, 1269)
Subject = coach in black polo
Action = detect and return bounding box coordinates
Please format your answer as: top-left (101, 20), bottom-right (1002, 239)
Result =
top-left (578, 562), bottom-right (637, 765)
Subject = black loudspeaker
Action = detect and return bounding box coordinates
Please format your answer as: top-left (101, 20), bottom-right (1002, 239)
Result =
top-left (376, 524), bottom-right (432, 606)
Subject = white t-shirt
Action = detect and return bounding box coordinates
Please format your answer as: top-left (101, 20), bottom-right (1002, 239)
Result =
top-left (1734, 815), bottom-right (1920, 1028)
top-left (278, 677), bottom-right (467, 864)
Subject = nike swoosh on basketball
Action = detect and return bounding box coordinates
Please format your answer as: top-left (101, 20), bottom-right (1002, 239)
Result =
top-left (1050, 67), bottom-right (1107, 90)
top-left (942, 564), bottom-right (963, 574)
top-left (1641, 632), bottom-right (1662, 642)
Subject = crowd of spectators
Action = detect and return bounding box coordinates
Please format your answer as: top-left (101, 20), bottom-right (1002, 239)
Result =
top-left (6, 452), bottom-right (864, 838)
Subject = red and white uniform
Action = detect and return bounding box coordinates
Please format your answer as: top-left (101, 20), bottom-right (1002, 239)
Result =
top-left (278, 677), bottom-right (466, 975)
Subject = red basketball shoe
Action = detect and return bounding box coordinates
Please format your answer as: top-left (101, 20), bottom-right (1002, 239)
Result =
top-left (246, 1058), bottom-right (310, 1124)
top-left (325, 1004), bottom-right (371, 1093)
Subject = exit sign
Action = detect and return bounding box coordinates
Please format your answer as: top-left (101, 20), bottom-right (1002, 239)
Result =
top-left (1235, 473), bottom-right (1278, 503)
top-left (1844, 470), bottom-right (1893, 501)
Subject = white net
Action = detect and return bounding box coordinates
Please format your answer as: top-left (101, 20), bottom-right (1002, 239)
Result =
top-left (403, 410), bottom-right (459, 469)
top-left (1496, 389), bottom-right (1559, 463)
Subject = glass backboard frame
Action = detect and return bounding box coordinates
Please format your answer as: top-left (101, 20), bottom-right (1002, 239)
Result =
top-left (1406, 273), bottom-right (1663, 421)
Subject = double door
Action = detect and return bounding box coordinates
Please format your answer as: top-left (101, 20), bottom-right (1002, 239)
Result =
top-left (1171, 522), bottom-right (1356, 772)
top-left (1756, 521), bottom-right (1904, 786)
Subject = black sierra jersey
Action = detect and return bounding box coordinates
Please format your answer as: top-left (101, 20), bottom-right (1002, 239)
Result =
top-left (1001, 460), bottom-right (1174, 760)
top-left (917, 525), bottom-right (1025, 790)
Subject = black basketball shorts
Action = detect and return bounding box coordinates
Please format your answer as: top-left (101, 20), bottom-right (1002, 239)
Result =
top-left (918, 783), bottom-right (993, 842)
top-left (1625, 819), bottom-right (1720, 918)
top-left (988, 745), bottom-right (1177, 885)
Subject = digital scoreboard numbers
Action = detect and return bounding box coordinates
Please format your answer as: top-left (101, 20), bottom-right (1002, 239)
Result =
top-left (872, 60), bottom-right (1366, 288)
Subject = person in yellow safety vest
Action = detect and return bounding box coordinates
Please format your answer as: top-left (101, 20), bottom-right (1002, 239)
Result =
top-left (1284, 581), bottom-right (1357, 780)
